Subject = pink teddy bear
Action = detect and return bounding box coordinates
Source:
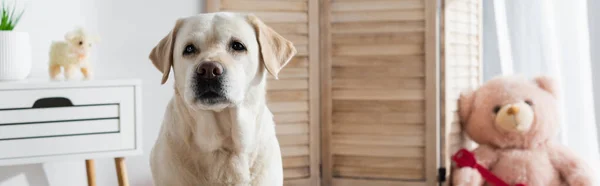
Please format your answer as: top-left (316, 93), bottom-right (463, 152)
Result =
top-left (453, 75), bottom-right (595, 186)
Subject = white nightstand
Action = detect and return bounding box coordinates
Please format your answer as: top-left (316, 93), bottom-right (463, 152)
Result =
top-left (0, 79), bottom-right (142, 186)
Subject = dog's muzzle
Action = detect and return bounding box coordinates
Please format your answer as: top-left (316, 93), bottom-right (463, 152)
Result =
top-left (194, 61), bottom-right (227, 105)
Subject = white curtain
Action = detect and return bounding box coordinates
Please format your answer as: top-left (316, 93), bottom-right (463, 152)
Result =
top-left (483, 0), bottom-right (600, 167)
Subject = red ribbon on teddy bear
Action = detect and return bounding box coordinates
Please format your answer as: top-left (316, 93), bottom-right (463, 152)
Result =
top-left (452, 149), bottom-right (526, 186)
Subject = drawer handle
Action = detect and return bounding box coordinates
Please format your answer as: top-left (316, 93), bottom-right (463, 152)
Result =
top-left (32, 97), bottom-right (74, 108)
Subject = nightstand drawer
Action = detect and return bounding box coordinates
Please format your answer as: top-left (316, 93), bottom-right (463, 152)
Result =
top-left (0, 86), bottom-right (137, 161)
top-left (0, 119), bottom-right (119, 140)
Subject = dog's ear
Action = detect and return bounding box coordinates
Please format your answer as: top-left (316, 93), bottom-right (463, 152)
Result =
top-left (149, 19), bottom-right (184, 84)
top-left (247, 14), bottom-right (297, 79)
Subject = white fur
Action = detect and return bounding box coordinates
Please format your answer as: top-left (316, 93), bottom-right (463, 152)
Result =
top-left (150, 13), bottom-right (283, 186)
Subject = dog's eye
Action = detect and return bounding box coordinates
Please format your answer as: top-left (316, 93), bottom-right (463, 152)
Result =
top-left (493, 106), bottom-right (502, 114)
top-left (183, 44), bottom-right (197, 55)
top-left (79, 41), bottom-right (83, 46)
top-left (230, 41), bottom-right (246, 51)
top-left (525, 100), bottom-right (533, 106)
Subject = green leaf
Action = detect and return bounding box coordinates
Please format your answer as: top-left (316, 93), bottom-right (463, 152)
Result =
top-left (0, 0), bottom-right (25, 30)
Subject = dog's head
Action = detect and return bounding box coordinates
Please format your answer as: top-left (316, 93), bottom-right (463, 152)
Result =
top-left (149, 12), bottom-right (296, 111)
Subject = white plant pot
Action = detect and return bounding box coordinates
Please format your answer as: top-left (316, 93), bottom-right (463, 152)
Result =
top-left (0, 31), bottom-right (31, 81)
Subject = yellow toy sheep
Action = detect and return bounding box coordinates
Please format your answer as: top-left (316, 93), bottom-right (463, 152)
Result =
top-left (48, 27), bottom-right (99, 80)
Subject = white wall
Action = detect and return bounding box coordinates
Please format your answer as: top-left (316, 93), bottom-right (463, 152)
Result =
top-left (0, 0), bottom-right (201, 185)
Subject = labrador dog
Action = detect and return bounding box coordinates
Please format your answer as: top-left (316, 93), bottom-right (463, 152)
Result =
top-left (148, 12), bottom-right (296, 186)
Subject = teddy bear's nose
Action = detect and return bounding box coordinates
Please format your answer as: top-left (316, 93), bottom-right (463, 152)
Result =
top-left (507, 106), bottom-right (520, 115)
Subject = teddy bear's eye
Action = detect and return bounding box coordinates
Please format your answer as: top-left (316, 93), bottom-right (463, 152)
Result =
top-left (493, 106), bottom-right (502, 114)
top-left (78, 41), bottom-right (83, 46)
top-left (525, 100), bottom-right (533, 106)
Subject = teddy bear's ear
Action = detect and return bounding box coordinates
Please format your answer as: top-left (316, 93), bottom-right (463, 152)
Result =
top-left (535, 76), bottom-right (558, 97)
top-left (458, 90), bottom-right (475, 125)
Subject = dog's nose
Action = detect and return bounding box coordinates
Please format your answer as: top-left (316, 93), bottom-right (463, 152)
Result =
top-left (197, 62), bottom-right (223, 79)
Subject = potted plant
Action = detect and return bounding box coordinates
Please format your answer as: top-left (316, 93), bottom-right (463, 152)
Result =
top-left (0, 0), bottom-right (28, 80)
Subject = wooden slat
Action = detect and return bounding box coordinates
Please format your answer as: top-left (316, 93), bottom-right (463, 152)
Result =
top-left (332, 66), bottom-right (424, 78)
top-left (278, 134), bottom-right (310, 145)
top-left (267, 79), bottom-right (309, 90)
top-left (331, 0), bottom-right (423, 12)
top-left (446, 45), bottom-right (478, 56)
top-left (221, 0), bottom-right (308, 11)
top-left (284, 167), bottom-right (310, 179)
top-left (333, 78), bottom-right (424, 90)
top-left (295, 44), bottom-right (309, 56)
top-left (332, 33), bottom-right (423, 45)
top-left (446, 10), bottom-right (478, 24)
top-left (332, 144), bottom-right (423, 158)
top-left (281, 34), bottom-right (309, 45)
top-left (332, 134), bottom-right (424, 147)
top-left (446, 33), bottom-right (478, 45)
top-left (268, 101), bottom-right (309, 113)
top-left (334, 155), bottom-right (423, 170)
top-left (333, 112), bottom-right (424, 124)
top-left (269, 23), bottom-right (308, 34)
top-left (281, 145), bottom-right (310, 156)
top-left (446, 22), bottom-right (478, 35)
top-left (333, 44), bottom-right (423, 56)
top-left (274, 112), bottom-right (309, 123)
top-left (424, 0), bottom-right (439, 184)
top-left (307, 0), bottom-right (320, 182)
top-left (276, 123), bottom-right (309, 134)
top-left (332, 56), bottom-right (424, 67)
top-left (447, 1), bottom-right (478, 13)
top-left (286, 57), bottom-right (309, 67)
top-left (332, 89), bottom-right (424, 101)
top-left (239, 0), bottom-right (306, 1)
top-left (448, 77), bottom-right (479, 90)
top-left (333, 100), bottom-right (423, 112)
top-left (206, 0), bottom-right (220, 12)
top-left (283, 156), bottom-right (310, 168)
top-left (445, 55), bottom-right (479, 67)
top-left (268, 67), bottom-right (308, 80)
top-left (332, 11), bottom-right (424, 23)
top-left (244, 11), bottom-right (308, 23)
top-left (333, 166), bottom-right (423, 180)
top-left (267, 90), bottom-right (309, 102)
top-left (320, 0), bottom-right (333, 184)
top-left (332, 178), bottom-right (426, 186)
top-left (447, 66), bottom-right (479, 78)
top-left (332, 123), bottom-right (424, 136)
top-left (284, 179), bottom-right (312, 186)
top-left (332, 21), bottom-right (424, 34)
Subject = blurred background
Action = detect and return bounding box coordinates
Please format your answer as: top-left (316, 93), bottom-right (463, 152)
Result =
top-left (0, 0), bottom-right (598, 185)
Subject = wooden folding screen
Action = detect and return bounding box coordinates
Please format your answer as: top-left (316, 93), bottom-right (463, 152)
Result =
top-left (440, 0), bottom-right (483, 185)
top-left (206, 0), bottom-right (321, 185)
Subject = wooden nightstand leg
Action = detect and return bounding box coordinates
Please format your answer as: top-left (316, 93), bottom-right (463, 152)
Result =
top-left (115, 157), bottom-right (130, 186)
top-left (85, 159), bottom-right (96, 186)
